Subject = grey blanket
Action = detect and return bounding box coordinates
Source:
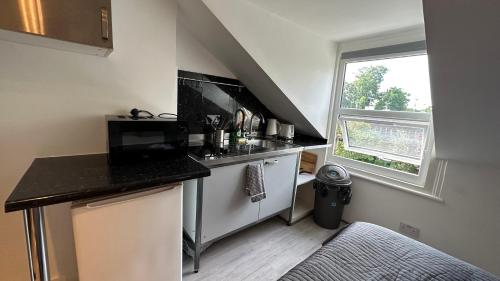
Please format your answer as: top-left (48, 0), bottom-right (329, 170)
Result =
top-left (280, 222), bottom-right (499, 281)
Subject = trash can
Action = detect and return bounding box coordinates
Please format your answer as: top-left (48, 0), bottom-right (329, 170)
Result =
top-left (313, 164), bottom-right (352, 229)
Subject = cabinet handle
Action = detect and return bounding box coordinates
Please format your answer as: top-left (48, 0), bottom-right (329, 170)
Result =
top-left (101, 7), bottom-right (109, 40)
top-left (264, 160), bottom-right (278, 165)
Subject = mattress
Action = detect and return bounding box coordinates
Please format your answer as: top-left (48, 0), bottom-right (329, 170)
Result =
top-left (280, 222), bottom-right (499, 281)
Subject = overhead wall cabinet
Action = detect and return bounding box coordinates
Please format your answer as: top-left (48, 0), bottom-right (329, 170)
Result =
top-left (0, 0), bottom-right (113, 56)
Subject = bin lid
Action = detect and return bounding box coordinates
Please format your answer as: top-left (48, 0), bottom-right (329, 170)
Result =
top-left (316, 164), bottom-right (352, 186)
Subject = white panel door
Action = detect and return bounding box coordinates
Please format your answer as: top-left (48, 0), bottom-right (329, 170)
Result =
top-left (202, 160), bottom-right (262, 243)
top-left (260, 154), bottom-right (298, 219)
top-left (72, 185), bottom-right (182, 281)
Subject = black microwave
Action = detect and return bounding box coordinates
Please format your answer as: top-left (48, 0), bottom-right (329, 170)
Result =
top-left (106, 115), bottom-right (188, 164)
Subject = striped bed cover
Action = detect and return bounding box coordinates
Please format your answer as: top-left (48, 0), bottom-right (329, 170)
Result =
top-left (280, 222), bottom-right (498, 281)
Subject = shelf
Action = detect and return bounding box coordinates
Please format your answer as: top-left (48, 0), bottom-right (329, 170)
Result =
top-left (301, 144), bottom-right (332, 150)
top-left (291, 197), bottom-right (314, 222)
top-left (297, 173), bottom-right (315, 186)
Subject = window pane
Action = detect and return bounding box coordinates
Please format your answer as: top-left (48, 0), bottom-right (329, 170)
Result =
top-left (341, 55), bottom-right (432, 112)
top-left (334, 124), bottom-right (421, 175)
top-left (344, 119), bottom-right (426, 164)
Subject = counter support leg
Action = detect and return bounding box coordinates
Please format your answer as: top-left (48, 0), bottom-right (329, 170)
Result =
top-left (33, 207), bottom-right (50, 281)
top-left (194, 178), bottom-right (204, 273)
top-left (22, 207), bottom-right (50, 281)
top-left (288, 152), bottom-right (302, 225)
top-left (22, 209), bottom-right (36, 281)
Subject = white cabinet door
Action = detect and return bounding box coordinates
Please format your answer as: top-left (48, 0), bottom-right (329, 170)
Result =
top-left (72, 185), bottom-right (182, 281)
top-left (202, 161), bottom-right (262, 243)
top-left (260, 154), bottom-right (298, 219)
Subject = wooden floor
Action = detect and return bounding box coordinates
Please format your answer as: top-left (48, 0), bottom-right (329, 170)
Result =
top-left (182, 215), bottom-right (337, 281)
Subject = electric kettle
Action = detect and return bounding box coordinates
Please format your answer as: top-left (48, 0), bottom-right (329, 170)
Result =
top-left (279, 124), bottom-right (294, 140)
top-left (266, 119), bottom-right (280, 136)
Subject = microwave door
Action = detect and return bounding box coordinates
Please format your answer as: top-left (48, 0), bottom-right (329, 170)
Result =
top-left (107, 119), bottom-right (187, 164)
top-left (122, 131), bottom-right (166, 150)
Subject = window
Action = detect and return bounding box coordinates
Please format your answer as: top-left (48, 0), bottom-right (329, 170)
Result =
top-left (330, 44), bottom-right (436, 189)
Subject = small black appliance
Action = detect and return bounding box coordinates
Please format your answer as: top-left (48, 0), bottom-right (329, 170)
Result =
top-left (106, 113), bottom-right (188, 164)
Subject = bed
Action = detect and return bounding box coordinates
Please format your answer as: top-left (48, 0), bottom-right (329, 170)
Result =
top-left (280, 222), bottom-right (499, 281)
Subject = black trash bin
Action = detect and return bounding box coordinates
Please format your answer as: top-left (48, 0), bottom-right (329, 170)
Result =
top-left (313, 164), bottom-right (352, 229)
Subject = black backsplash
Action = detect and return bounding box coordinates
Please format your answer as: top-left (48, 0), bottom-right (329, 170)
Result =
top-left (177, 70), bottom-right (274, 134)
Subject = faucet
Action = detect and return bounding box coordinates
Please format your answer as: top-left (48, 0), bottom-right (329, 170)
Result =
top-left (234, 108), bottom-right (246, 132)
top-left (249, 112), bottom-right (266, 139)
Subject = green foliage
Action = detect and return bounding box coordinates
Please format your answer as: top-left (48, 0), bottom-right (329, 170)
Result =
top-left (336, 65), bottom-right (421, 174)
top-left (342, 66), bottom-right (388, 109)
top-left (375, 87), bottom-right (410, 111)
top-left (342, 66), bottom-right (412, 112)
top-left (334, 127), bottom-right (419, 175)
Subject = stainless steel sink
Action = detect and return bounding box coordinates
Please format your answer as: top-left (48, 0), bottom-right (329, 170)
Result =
top-left (193, 138), bottom-right (303, 168)
top-left (246, 139), bottom-right (277, 148)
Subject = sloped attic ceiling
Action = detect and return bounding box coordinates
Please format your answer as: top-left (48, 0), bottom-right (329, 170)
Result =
top-left (178, 0), bottom-right (336, 138)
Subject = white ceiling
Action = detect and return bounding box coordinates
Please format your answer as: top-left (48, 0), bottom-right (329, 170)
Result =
top-left (245, 0), bottom-right (424, 41)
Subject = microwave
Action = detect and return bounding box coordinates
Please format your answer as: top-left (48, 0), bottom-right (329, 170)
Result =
top-left (106, 115), bottom-right (188, 164)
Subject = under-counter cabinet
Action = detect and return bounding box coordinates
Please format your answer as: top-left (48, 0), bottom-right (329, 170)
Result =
top-left (72, 184), bottom-right (183, 281)
top-left (260, 154), bottom-right (298, 219)
top-left (201, 160), bottom-right (262, 243)
top-left (184, 153), bottom-right (299, 245)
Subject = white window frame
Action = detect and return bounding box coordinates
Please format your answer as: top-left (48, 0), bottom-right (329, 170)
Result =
top-left (328, 49), bottom-right (437, 191)
top-left (339, 110), bottom-right (431, 165)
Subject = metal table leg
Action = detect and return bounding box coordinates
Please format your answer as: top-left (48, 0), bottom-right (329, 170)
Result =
top-left (193, 178), bottom-right (203, 273)
top-left (22, 209), bottom-right (36, 281)
top-left (33, 207), bottom-right (50, 281)
top-left (23, 207), bottom-right (51, 281)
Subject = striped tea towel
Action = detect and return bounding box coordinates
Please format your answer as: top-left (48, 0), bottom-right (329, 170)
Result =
top-left (245, 163), bottom-right (266, 203)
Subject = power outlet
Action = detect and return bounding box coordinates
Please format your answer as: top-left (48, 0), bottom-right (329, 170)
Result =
top-left (399, 222), bottom-right (420, 240)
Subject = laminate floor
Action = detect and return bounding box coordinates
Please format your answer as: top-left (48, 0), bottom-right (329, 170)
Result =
top-left (182, 216), bottom-right (338, 281)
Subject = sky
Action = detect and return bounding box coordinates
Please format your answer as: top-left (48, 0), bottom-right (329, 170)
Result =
top-left (343, 54), bottom-right (432, 110)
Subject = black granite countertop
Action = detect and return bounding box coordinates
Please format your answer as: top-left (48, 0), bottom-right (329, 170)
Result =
top-left (290, 134), bottom-right (330, 148)
top-left (4, 154), bottom-right (210, 212)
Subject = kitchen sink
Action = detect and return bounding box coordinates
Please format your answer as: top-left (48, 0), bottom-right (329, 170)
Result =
top-left (245, 138), bottom-right (277, 148)
top-left (189, 138), bottom-right (300, 164)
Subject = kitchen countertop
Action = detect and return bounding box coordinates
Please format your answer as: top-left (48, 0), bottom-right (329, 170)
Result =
top-left (289, 134), bottom-right (331, 149)
top-left (5, 137), bottom-right (330, 212)
top-left (4, 154), bottom-right (210, 212)
top-left (189, 140), bottom-right (303, 168)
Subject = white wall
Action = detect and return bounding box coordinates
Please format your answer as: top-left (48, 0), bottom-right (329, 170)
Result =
top-left (336, 21), bottom-right (500, 276)
top-left (178, 0), bottom-right (325, 137)
top-left (0, 0), bottom-right (177, 280)
top-left (177, 21), bottom-right (236, 78)
top-left (423, 0), bottom-right (500, 165)
top-left (202, 0), bottom-right (336, 138)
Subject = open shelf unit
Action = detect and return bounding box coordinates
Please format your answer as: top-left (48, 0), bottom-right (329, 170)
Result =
top-left (291, 195), bottom-right (314, 222)
top-left (287, 146), bottom-right (330, 224)
top-left (296, 173), bottom-right (315, 186)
